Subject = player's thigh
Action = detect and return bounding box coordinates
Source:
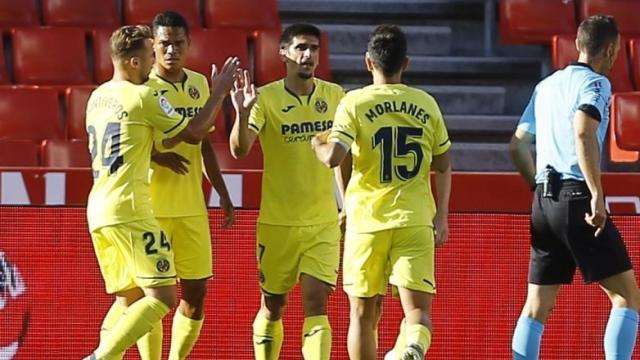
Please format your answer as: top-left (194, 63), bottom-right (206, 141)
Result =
top-left (343, 229), bottom-right (393, 298)
top-left (389, 226), bottom-right (436, 294)
top-left (299, 221), bottom-right (341, 288)
top-left (92, 219), bottom-right (177, 293)
top-left (256, 223), bottom-right (302, 295)
top-left (161, 216), bottom-right (213, 280)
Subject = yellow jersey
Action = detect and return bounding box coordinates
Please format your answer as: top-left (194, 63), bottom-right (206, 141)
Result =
top-left (328, 84), bottom-right (451, 233)
top-left (147, 68), bottom-right (210, 218)
top-left (249, 78), bottom-right (345, 225)
top-left (86, 80), bottom-right (187, 231)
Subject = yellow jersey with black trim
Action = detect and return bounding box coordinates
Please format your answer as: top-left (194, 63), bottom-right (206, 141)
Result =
top-left (249, 78), bottom-right (345, 225)
top-left (147, 68), bottom-right (210, 218)
top-left (328, 84), bottom-right (451, 233)
top-left (86, 80), bottom-right (187, 232)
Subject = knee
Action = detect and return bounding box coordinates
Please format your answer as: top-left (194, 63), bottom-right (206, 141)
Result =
top-left (303, 284), bottom-right (332, 315)
top-left (181, 282), bottom-right (208, 308)
top-left (609, 289), bottom-right (640, 311)
top-left (262, 294), bottom-right (287, 320)
top-left (349, 301), bottom-right (377, 327)
top-left (522, 300), bottom-right (554, 323)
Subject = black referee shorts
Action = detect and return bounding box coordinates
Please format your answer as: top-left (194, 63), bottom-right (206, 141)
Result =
top-left (528, 180), bottom-right (632, 285)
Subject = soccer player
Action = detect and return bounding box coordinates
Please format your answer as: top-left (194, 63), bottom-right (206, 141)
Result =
top-left (509, 15), bottom-right (639, 360)
top-left (312, 25), bottom-right (452, 360)
top-left (119, 11), bottom-right (234, 360)
top-left (229, 23), bottom-right (346, 360)
top-left (84, 25), bottom-right (240, 359)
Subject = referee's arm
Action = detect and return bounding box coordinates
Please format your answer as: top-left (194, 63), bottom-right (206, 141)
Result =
top-left (509, 129), bottom-right (536, 189)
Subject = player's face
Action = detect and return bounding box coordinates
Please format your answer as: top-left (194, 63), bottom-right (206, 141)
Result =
top-left (154, 26), bottom-right (190, 72)
top-left (281, 35), bottom-right (320, 80)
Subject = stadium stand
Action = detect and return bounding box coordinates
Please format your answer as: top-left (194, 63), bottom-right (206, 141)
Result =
top-left (0, 139), bottom-right (39, 166)
top-left (212, 142), bottom-right (262, 170)
top-left (0, 0), bottom-right (39, 27)
top-left (187, 28), bottom-right (250, 81)
top-left (123, 0), bottom-right (201, 27)
top-left (499, 0), bottom-right (577, 44)
top-left (65, 86), bottom-right (96, 141)
top-left (41, 139), bottom-right (91, 167)
top-left (11, 27), bottom-right (92, 86)
top-left (629, 39), bottom-right (640, 90)
top-left (91, 28), bottom-right (115, 84)
top-left (0, 87), bottom-right (63, 141)
top-left (41, 0), bottom-right (120, 28)
top-left (203, 0), bottom-right (280, 30)
top-left (578, 0), bottom-right (640, 38)
top-left (0, 41), bottom-right (9, 84)
top-left (610, 92), bottom-right (640, 162)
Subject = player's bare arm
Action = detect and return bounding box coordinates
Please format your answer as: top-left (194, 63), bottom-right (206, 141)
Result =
top-left (335, 151), bottom-right (352, 235)
top-left (509, 128), bottom-right (536, 188)
top-left (312, 131), bottom-right (348, 168)
top-left (201, 137), bottom-right (235, 228)
top-left (164, 57), bottom-right (241, 148)
top-left (574, 109), bottom-right (606, 236)
top-left (432, 151), bottom-right (451, 246)
top-left (229, 70), bottom-right (258, 159)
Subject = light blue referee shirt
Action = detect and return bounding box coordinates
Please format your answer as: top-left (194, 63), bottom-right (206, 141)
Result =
top-left (517, 63), bottom-right (612, 183)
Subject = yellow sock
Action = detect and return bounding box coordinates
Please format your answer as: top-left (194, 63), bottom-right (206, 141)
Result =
top-left (301, 315), bottom-right (331, 360)
top-left (405, 324), bottom-right (432, 355)
top-left (137, 320), bottom-right (163, 360)
top-left (99, 302), bottom-right (127, 360)
top-left (95, 296), bottom-right (170, 359)
top-left (168, 310), bottom-right (204, 360)
top-left (253, 314), bottom-right (283, 360)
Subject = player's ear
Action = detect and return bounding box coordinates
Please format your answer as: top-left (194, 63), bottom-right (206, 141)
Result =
top-left (401, 56), bottom-right (409, 72)
top-left (130, 56), bottom-right (140, 68)
top-left (364, 52), bottom-right (374, 72)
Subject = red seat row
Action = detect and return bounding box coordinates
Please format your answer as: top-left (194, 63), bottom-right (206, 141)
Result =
top-left (0, 0), bottom-right (279, 30)
top-left (0, 139), bottom-right (90, 167)
top-left (552, 36), bottom-right (640, 93)
top-left (0, 26), bottom-right (332, 88)
top-left (501, 0), bottom-right (640, 44)
top-left (610, 92), bottom-right (640, 162)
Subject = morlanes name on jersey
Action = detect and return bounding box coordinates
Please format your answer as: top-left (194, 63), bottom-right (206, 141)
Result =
top-left (365, 100), bottom-right (432, 124)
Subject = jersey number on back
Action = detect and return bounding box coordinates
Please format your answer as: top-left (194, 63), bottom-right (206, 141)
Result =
top-left (87, 122), bottom-right (125, 178)
top-left (372, 126), bottom-right (424, 183)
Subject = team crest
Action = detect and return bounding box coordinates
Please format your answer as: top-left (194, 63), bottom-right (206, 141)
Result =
top-left (188, 85), bottom-right (200, 100)
top-left (315, 98), bottom-right (328, 114)
top-left (156, 258), bottom-right (170, 273)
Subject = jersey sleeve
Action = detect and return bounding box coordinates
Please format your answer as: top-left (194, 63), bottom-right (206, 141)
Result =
top-left (248, 95), bottom-right (266, 134)
top-left (517, 88), bottom-right (537, 135)
top-left (140, 87), bottom-right (188, 138)
top-left (431, 102), bottom-right (451, 156)
top-left (328, 96), bottom-right (357, 149)
top-left (577, 76), bottom-right (611, 122)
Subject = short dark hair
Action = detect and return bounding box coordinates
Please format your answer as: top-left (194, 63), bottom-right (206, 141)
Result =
top-left (367, 25), bottom-right (407, 76)
top-left (152, 11), bottom-right (190, 37)
top-left (279, 23), bottom-right (321, 49)
top-left (577, 15), bottom-right (619, 57)
top-left (111, 25), bottom-right (152, 59)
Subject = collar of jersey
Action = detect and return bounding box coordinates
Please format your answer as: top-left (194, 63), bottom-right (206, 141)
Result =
top-left (283, 79), bottom-right (316, 106)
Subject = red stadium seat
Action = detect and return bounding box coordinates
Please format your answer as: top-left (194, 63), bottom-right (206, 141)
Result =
top-left (610, 92), bottom-right (640, 162)
top-left (552, 35), bottom-right (633, 93)
top-left (0, 40), bottom-right (9, 84)
top-left (42, 0), bottom-right (119, 28)
top-left (203, 0), bottom-right (279, 30)
top-left (66, 86), bottom-right (95, 140)
top-left (187, 28), bottom-right (250, 81)
top-left (11, 27), bottom-right (91, 86)
top-left (253, 29), bottom-right (285, 85)
top-left (0, 88), bottom-right (63, 141)
top-left (0, 0), bottom-right (39, 27)
top-left (579, 0), bottom-right (640, 38)
top-left (41, 139), bottom-right (91, 167)
top-left (0, 140), bottom-right (39, 166)
top-left (500, 0), bottom-right (576, 44)
top-left (253, 30), bottom-right (332, 85)
top-left (92, 28), bottom-right (114, 84)
top-left (123, 0), bottom-right (201, 27)
top-left (212, 142), bottom-right (262, 170)
top-left (629, 39), bottom-right (640, 90)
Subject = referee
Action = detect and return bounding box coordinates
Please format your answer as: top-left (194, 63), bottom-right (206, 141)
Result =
top-left (509, 15), bottom-right (639, 360)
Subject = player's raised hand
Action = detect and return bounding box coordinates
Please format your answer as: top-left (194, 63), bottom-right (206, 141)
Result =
top-left (220, 195), bottom-right (235, 229)
top-left (151, 151), bottom-right (190, 175)
top-left (211, 57), bottom-right (241, 95)
top-left (230, 70), bottom-right (257, 116)
top-left (434, 211), bottom-right (449, 247)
